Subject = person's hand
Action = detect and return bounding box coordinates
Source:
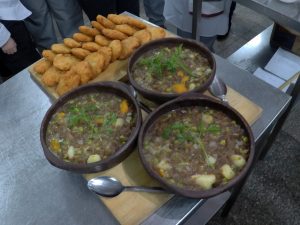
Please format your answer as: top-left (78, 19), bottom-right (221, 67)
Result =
top-left (2, 37), bottom-right (17, 54)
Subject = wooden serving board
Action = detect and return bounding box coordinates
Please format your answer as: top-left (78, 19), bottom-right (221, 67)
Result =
top-left (82, 88), bottom-right (262, 225)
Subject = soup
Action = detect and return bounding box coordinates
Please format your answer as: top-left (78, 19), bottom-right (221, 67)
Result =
top-left (46, 92), bottom-right (136, 164)
top-left (143, 106), bottom-right (249, 190)
top-left (132, 45), bottom-right (212, 94)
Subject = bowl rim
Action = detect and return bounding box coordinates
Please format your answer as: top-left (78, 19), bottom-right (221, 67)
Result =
top-left (137, 94), bottom-right (255, 198)
top-left (127, 37), bottom-right (216, 102)
top-left (40, 81), bottom-right (142, 173)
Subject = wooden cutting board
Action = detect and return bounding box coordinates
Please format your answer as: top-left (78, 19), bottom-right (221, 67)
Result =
top-left (82, 88), bottom-right (262, 225)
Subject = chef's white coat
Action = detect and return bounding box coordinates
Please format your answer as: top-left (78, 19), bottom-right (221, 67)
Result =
top-left (0, 0), bottom-right (31, 47)
top-left (164, 0), bottom-right (232, 37)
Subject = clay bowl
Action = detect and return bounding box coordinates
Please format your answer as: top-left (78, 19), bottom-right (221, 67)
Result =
top-left (138, 93), bottom-right (255, 198)
top-left (40, 81), bottom-right (142, 173)
top-left (128, 37), bottom-right (216, 103)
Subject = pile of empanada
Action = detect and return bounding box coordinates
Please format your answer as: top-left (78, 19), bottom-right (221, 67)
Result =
top-left (33, 14), bottom-right (166, 96)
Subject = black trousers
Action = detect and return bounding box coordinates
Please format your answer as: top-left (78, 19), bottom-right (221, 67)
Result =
top-left (79, 0), bottom-right (140, 21)
top-left (0, 20), bottom-right (40, 81)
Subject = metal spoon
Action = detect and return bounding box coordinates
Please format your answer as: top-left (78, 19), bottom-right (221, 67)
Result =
top-left (128, 85), bottom-right (152, 113)
top-left (87, 176), bottom-right (166, 197)
top-left (209, 77), bottom-right (228, 103)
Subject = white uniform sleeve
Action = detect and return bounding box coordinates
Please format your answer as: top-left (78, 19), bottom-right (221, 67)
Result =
top-left (0, 22), bottom-right (11, 48)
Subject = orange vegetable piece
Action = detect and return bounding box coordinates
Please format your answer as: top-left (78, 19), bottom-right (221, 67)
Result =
top-left (172, 83), bottom-right (188, 94)
top-left (50, 139), bottom-right (61, 152)
top-left (120, 99), bottom-right (129, 114)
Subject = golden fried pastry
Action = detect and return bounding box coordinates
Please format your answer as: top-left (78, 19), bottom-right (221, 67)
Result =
top-left (147, 27), bottom-right (166, 40)
top-left (84, 52), bottom-right (105, 75)
top-left (102, 28), bottom-right (128, 40)
top-left (79, 26), bottom-right (100, 36)
top-left (53, 54), bottom-right (80, 71)
top-left (56, 70), bottom-right (80, 96)
top-left (73, 33), bottom-right (94, 42)
top-left (63, 38), bottom-right (81, 48)
top-left (71, 48), bottom-right (91, 59)
top-left (96, 15), bottom-right (115, 29)
top-left (115, 24), bottom-right (138, 36)
top-left (119, 36), bottom-right (140, 60)
top-left (109, 40), bottom-right (122, 61)
top-left (94, 34), bottom-right (111, 46)
top-left (71, 61), bottom-right (94, 84)
top-left (42, 50), bottom-right (56, 62)
top-left (41, 66), bottom-right (64, 87)
top-left (33, 59), bottom-right (52, 74)
top-left (51, 43), bottom-right (71, 54)
top-left (98, 46), bottom-right (112, 68)
top-left (107, 14), bottom-right (128, 25)
top-left (126, 17), bottom-right (147, 29)
top-left (91, 21), bottom-right (105, 32)
top-left (82, 42), bottom-right (101, 52)
top-left (133, 29), bottom-right (152, 45)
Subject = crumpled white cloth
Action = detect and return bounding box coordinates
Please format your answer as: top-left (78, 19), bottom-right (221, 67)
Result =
top-left (0, 0), bottom-right (31, 47)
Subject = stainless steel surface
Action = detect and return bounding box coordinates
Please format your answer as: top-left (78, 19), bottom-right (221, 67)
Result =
top-left (0, 40), bottom-right (291, 225)
top-left (87, 176), bottom-right (165, 197)
top-left (235, 0), bottom-right (300, 32)
top-left (227, 25), bottom-right (277, 74)
top-left (209, 77), bottom-right (228, 103)
top-left (0, 73), bottom-right (119, 225)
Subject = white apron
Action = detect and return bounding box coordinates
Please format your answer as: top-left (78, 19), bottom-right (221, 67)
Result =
top-left (164, 0), bottom-right (232, 37)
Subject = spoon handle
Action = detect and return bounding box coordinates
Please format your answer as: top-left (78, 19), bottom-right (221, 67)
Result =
top-left (124, 186), bottom-right (166, 193)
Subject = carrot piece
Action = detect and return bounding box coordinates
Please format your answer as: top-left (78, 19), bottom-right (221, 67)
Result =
top-left (172, 83), bottom-right (188, 94)
top-left (120, 99), bottom-right (129, 113)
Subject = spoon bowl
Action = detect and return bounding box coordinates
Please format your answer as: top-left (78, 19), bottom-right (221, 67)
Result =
top-left (209, 77), bottom-right (228, 103)
top-left (87, 176), bottom-right (166, 197)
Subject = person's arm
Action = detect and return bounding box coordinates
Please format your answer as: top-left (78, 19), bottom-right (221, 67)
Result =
top-left (0, 22), bottom-right (17, 54)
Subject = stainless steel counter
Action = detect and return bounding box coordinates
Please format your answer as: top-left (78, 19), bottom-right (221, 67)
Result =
top-left (235, 0), bottom-right (300, 32)
top-left (0, 54), bottom-right (290, 225)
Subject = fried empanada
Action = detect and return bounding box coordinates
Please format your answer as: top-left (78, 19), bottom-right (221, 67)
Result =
top-left (96, 15), bottom-right (115, 29)
top-left (73, 33), bottom-right (94, 42)
top-left (94, 34), bottom-right (111, 46)
top-left (109, 40), bottom-right (122, 61)
top-left (147, 27), bottom-right (166, 40)
top-left (91, 21), bottom-right (105, 32)
top-left (71, 61), bottom-right (94, 84)
top-left (42, 50), bottom-right (56, 62)
top-left (82, 42), bottom-right (101, 52)
top-left (107, 14), bottom-right (128, 25)
top-left (41, 66), bottom-right (64, 87)
top-left (133, 29), bottom-right (152, 45)
top-left (56, 70), bottom-right (80, 96)
top-left (119, 36), bottom-right (140, 60)
top-left (71, 48), bottom-right (91, 59)
top-left (33, 59), bottom-right (52, 74)
top-left (126, 17), bottom-right (146, 29)
top-left (53, 54), bottom-right (80, 71)
top-left (102, 28), bottom-right (128, 40)
top-left (63, 38), bottom-right (81, 48)
top-left (51, 43), bottom-right (71, 54)
top-left (115, 24), bottom-right (138, 36)
top-left (98, 46), bottom-right (112, 68)
top-left (84, 52), bottom-right (105, 75)
top-left (79, 26), bottom-right (100, 36)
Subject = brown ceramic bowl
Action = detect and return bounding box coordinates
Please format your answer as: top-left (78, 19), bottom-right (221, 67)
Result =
top-left (128, 37), bottom-right (216, 103)
top-left (138, 93), bottom-right (255, 198)
top-left (40, 81), bottom-right (142, 173)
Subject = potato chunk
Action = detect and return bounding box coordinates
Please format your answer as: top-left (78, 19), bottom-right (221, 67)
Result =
top-left (192, 174), bottom-right (216, 190)
top-left (230, 154), bottom-right (246, 168)
top-left (87, 154), bottom-right (101, 163)
top-left (220, 164), bottom-right (235, 180)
